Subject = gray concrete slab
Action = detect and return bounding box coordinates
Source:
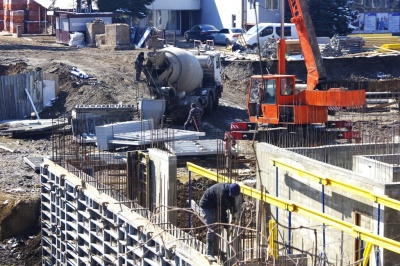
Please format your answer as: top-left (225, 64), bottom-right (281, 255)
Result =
top-left (165, 139), bottom-right (231, 156)
top-left (24, 156), bottom-right (44, 171)
top-left (0, 118), bottom-right (69, 136)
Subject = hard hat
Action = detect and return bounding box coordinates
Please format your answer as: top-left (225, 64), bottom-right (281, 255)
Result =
top-left (229, 183), bottom-right (240, 197)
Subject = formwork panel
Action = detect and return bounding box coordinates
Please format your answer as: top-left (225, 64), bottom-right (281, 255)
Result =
top-left (41, 159), bottom-right (209, 266)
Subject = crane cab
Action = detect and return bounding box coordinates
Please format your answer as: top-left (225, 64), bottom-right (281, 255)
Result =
top-left (246, 75), bottom-right (327, 125)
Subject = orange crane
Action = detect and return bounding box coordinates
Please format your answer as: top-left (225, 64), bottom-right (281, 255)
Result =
top-left (228, 0), bottom-right (366, 145)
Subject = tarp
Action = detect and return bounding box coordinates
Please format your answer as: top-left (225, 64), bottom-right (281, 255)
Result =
top-left (33, 0), bottom-right (98, 10)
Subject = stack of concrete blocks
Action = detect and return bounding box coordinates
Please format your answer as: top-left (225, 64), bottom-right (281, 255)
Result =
top-left (2, 0), bottom-right (10, 32)
top-left (86, 18), bottom-right (105, 47)
top-left (26, 0), bottom-right (45, 34)
top-left (95, 119), bottom-right (154, 151)
top-left (101, 23), bottom-right (134, 50)
top-left (0, 0), bottom-right (46, 34)
top-left (10, 9), bottom-right (23, 35)
top-left (0, 0), bottom-right (3, 31)
top-left (4, 0), bottom-right (25, 33)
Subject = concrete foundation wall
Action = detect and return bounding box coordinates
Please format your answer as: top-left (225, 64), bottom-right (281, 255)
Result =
top-left (290, 143), bottom-right (400, 170)
top-left (353, 154), bottom-right (399, 183)
top-left (148, 148), bottom-right (177, 225)
top-left (256, 143), bottom-right (386, 265)
top-left (384, 184), bottom-right (400, 266)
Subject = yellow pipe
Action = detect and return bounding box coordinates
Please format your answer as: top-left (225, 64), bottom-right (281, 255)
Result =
top-left (271, 159), bottom-right (400, 211)
top-left (187, 162), bottom-right (400, 254)
top-left (362, 242), bottom-right (373, 266)
top-left (269, 220), bottom-right (278, 259)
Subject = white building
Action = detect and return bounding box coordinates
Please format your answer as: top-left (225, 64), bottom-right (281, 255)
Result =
top-left (145, 0), bottom-right (282, 34)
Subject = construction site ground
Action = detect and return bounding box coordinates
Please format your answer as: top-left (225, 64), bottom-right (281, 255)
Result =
top-left (0, 34), bottom-right (399, 265)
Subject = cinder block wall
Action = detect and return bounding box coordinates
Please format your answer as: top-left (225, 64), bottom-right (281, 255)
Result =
top-left (256, 142), bottom-right (390, 265)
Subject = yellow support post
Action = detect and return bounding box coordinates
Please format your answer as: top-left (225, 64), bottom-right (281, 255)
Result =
top-left (269, 220), bottom-right (278, 260)
top-left (362, 242), bottom-right (373, 266)
top-left (186, 162), bottom-right (400, 254)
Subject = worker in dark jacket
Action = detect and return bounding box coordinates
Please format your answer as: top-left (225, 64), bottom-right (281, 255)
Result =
top-left (199, 183), bottom-right (241, 261)
top-left (184, 103), bottom-right (204, 131)
top-left (135, 52), bottom-right (145, 81)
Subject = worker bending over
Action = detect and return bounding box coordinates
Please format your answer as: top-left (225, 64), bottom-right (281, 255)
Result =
top-left (199, 183), bottom-right (241, 261)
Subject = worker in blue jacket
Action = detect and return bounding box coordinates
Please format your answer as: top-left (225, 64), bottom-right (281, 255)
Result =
top-left (199, 183), bottom-right (241, 261)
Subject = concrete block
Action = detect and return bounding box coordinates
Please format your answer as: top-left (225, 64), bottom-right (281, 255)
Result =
top-left (105, 23), bottom-right (130, 46)
top-left (86, 18), bottom-right (105, 47)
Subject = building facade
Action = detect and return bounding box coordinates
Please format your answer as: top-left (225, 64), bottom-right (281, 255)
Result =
top-left (143, 0), bottom-right (400, 35)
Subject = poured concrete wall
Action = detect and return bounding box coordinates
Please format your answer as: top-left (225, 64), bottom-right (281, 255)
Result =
top-left (384, 184), bottom-right (400, 266)
top-left (256, 142), bottom-right (388, 265)
top-left (353, 154), bottom-right (400, 183)
top-left (290, 143), bottom-right (400, 170)
top-left (148, 148), bottom-right (177, 225)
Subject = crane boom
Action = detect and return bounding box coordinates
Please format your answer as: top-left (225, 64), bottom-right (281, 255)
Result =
top-left (288, 0), bottom-right (327, 90)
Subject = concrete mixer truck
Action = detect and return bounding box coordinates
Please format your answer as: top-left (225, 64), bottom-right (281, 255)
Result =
top-left (142, 47), bottom-right (223, 122)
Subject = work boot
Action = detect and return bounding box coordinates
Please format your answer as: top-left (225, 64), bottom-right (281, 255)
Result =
top-left (206, 240), bottom-right (217, 262)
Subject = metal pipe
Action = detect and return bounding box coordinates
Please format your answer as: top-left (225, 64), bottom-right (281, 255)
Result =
top-left (376, 203), bottom-right (381, 265)
top-left (276, 166), bottom-right (279, 222)
top-left (322, 184), bottom-right (326, 266)
top-left (25, 88), bottom-right (41, 121)
top-left (188, 171), bottom-right (192, 228)
top-left (288, 211), bottom-right (292, 254)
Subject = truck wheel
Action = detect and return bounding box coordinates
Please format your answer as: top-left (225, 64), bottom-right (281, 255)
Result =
top-left (205, 94), bottom-right (213, 115)
top-left (213, 97), bottom-right (219, 109)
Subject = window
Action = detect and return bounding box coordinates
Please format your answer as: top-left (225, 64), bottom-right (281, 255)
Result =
top-left (280, 78), bottom-right (293, 96)
top-left (265, 79), bottom-right (276, 104)
top-left (266, 0), bottom-right (279, 10)
top-left (276, 26), bottom-right (292, 37)
top-left (260, 27), bottom-right (274, 37)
